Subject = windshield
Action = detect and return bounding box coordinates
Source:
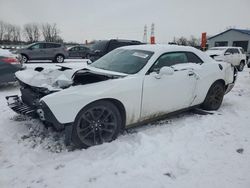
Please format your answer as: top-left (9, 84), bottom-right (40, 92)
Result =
top-left (90, 41), bottom-right (108, 52)
top-left (90, 48), bottom-right (154, 74)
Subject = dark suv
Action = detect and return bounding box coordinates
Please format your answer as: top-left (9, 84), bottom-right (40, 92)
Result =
top-left (87, 39), bottom-right (142, 62)
top-left (16, 42), bottom-right (69, 63)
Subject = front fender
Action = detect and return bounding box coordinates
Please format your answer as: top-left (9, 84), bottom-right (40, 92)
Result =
top-left (41, 76), bottom-right (143, 125)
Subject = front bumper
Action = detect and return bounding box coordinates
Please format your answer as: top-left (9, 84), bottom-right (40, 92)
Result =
top-left (6, 95), bottom-right (66, 131)
top-left (37, 101), bottom-right (66, 130)
top-left (6, 95), bottom-right (37, 117)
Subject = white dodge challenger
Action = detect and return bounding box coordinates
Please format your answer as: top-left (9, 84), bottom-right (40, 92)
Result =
top-left (7, 45), bottom-right (237, 148)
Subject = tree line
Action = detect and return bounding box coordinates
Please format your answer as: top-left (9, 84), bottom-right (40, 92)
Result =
top-left (0, 21), bottom-right (63, 44)
top-left (169, 36), bottom-right (201, 47)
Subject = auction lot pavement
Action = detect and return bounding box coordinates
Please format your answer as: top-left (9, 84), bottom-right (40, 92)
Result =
top-left (0, 65), bottom-right (250, 188)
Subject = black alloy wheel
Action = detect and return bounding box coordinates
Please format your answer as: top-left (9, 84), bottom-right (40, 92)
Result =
top-left (72, 101), bottom-right (122, 148)
top-left (202, 82), bottom-right (225, 111)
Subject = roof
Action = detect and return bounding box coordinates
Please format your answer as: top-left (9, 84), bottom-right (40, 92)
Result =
top-left (208, 29), bottom-right (250, 40)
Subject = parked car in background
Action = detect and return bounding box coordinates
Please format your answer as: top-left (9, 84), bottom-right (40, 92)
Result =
top-left (0, 49), bottom-right (24, 84)
top-left (87, 39), bottom-right (143, 62)
top-left (247, 58), bottom-right (250, 68)
top-left (206, 47), bottom-right (246, 71)
top-left (15, 42), bottom-right (69, 63)
top-left (68, 45), bottom-right (90, 59)
top-left (7, 45), bottom-right (237, 148)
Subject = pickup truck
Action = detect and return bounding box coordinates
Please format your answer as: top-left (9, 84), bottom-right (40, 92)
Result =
top-left (206, 47), bottom-right (246, 71)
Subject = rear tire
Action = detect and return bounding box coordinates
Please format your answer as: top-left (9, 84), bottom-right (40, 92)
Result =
top-left (201, 82), bottom-right (225, 111)
top-left (71, 100), bottom-right (122, 149)
top-left (21, 54), bottom-right (28, 64)
top-left (237, 61), bottom-right (245, 72)
top-left (54, 54), bottom-right (64, 63)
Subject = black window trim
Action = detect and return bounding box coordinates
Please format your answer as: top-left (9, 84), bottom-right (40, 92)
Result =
top-left (146, 51), bottom-right (204, 75)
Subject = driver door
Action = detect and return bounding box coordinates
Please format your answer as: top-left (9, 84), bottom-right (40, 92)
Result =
top-left (29, 43), bottom-right (45, 59)
top-left (141, 52), bottom-right (198, 120)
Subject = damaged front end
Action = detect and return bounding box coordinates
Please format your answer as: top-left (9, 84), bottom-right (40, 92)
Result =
top-left (6, 67), bottom-right (124, 131)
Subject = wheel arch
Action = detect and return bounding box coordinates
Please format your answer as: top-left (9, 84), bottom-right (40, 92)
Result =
top-left (213, 79), bottom-right (225, 87)
top-left (20, 53), bottom-right (29, 59)
top-left (76, 98), bottom-right (127, 132)
top-left (240, 59), bottom-right (245, 63)
top-left (55, 53), bottom-right (65, 58)
top-left (202, 79), bottom-right (226, 103)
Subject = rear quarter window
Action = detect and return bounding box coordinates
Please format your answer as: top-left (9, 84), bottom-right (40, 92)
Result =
top-left (186, 52), bottom-right (203, 64)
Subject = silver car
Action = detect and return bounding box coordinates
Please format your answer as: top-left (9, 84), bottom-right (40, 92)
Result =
top-left (16, 42), bottom-right (69, 63)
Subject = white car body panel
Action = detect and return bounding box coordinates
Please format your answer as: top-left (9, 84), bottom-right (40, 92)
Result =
top-left (38, 45), bottom-right (236, 126)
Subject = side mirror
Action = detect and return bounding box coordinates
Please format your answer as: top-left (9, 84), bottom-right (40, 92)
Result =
top-left (224, 52), bottom-right (231, 55)
top-left (155, 66), bottom-right (174, 79)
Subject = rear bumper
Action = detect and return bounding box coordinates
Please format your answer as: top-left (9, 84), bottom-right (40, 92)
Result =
top-left (225, 83), bottom-right (235, 94)
top-left (225, 67), bottom-right (238, 94)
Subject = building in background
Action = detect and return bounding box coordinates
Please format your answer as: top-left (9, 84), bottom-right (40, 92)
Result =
top-left (207, 29), bottom-right (250, 59)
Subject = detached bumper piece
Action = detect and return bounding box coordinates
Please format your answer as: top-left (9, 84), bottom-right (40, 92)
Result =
top-left (6, 95), bottom-right (37, 117)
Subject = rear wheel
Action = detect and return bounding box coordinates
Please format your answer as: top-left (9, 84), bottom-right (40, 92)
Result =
top-left (54, 54), bottom-right (64, 63)
top-left (72, 101), bottom-right (122, 148)
top-left (21, 54), bottom-right (28, 63)
top-left (237, 61), bottom-right (245, 72)
top-left (202, 82), bottom-right (225, 111)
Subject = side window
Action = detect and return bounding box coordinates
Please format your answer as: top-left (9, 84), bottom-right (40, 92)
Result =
top-left (225, 48), bottom-right (233, 54)
top-left (30, 43), bottom-right (44, 49)
top-left (185, 52), bottom-right (203, 64)
top-left (151, 52), bottom-right (188, 72)
top-left (232, 48), bottom-right (239, 54)
top-left (80, 46), bottom-right (88, 51)
top-left (107, 41), bottom-right (123, 52)
top-left (54, 44), bottom-right (61, 48)
top-left (45, 43), bottom-right (52, 48)
top-left (46, 43), bottom-right (61, 48)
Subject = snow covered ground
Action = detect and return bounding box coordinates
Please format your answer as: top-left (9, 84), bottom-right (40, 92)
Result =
top-left (0, 67), bottom-right (250, 188)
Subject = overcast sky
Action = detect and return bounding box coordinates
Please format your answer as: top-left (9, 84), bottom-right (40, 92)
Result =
top-left (0, 0), bottom-right (249, 43)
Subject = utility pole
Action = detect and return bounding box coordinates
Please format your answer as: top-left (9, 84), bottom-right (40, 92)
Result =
top-left (143, 25), bottom-right (147, 43)
top-left (150, 23), bottom-right (155, 44)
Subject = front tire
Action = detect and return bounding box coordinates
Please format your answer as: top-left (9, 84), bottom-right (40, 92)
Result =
top-left (202, 82), bottom-right (225, 111)
top-left (71, 101), bottom-right (122, 148)
top-left (54, 54), bottom-right (64, 63)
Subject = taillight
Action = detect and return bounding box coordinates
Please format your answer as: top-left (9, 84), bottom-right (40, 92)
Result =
top-left (1, 57), bottom-right (20, 65)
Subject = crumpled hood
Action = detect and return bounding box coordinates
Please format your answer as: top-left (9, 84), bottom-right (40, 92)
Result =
top-left (15, 64), bottom-right (128, 90)
top-left (15, 68), bottom-right (75, 90)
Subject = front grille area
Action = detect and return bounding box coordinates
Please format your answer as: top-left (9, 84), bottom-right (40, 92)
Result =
top-left (6, 95), bottom-right (37, 117)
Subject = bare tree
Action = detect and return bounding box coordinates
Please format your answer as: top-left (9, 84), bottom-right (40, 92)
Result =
top-left (12, 25), bottom-right (21, 42)
top-left (0, 21), bottom-right (7, 41)
top-left (41, 23), bottom-right (62, 42)
top-left (3, 23), bottom-right (15, 42)
top-left (176, 37), bottom-right (188, 46)
top-left (187, 35), bottom-right (200, 47)
top-left (23, 23), bottom-right (40, 42)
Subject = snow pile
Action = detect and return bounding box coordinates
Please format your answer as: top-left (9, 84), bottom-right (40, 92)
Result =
top-left (0, 69), bottom-right (250, 188)
top-left (15, 68), bottom-right (75, 90)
